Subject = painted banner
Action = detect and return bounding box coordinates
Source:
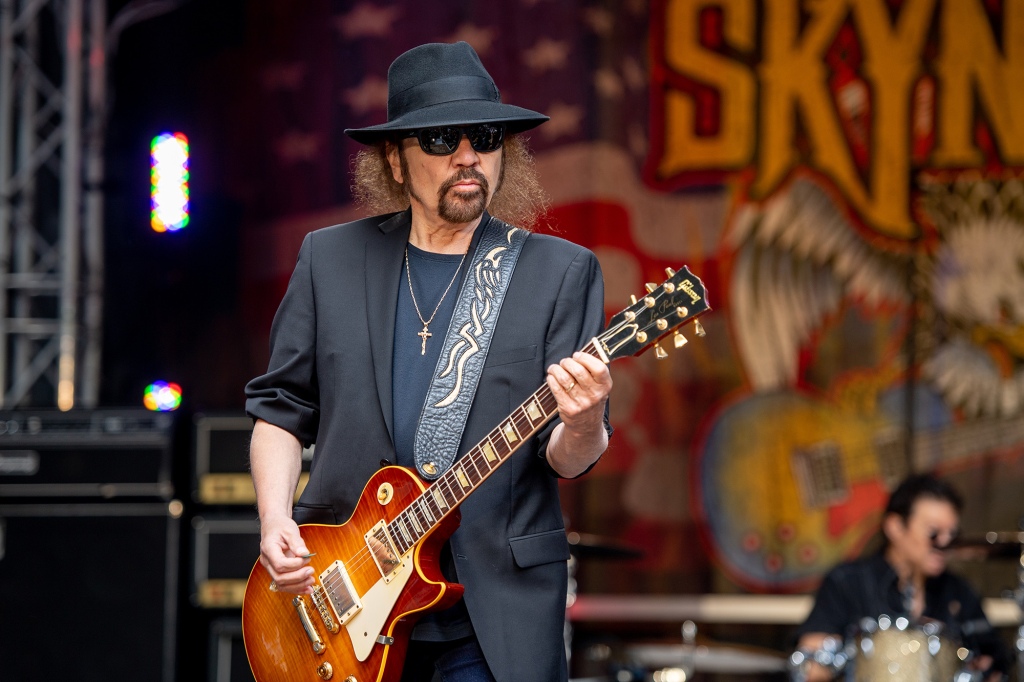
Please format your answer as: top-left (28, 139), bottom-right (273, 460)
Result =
top-left (217, 0), bottom-right (1024, 594)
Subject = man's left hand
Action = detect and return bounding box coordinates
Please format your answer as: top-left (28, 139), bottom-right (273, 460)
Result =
top-left (544, 352), bottom-right (612, 478)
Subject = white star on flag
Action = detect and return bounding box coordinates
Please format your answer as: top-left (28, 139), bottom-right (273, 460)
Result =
top-left (522, 38), bottom-right (570, 72)
top-left (594, 68), bottom-right (624, 99)
top-left (343, 76), bottom-right (389, 115)
top-left (334, 4), bottom-right (401, 39)
top-left (623, 57), bottom-right (646, 91)
top-left (582, 7), bottom-right (615, 35)
top-left (540, 102), bottom-right (584, 139)
top-left (445, 23), bottom-right (497, 56)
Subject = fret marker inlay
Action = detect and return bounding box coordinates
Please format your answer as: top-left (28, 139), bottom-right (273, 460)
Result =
top-left (432, 488), bottom-right (448, 510)
top-left (482, 442), bottom-right (498, 463)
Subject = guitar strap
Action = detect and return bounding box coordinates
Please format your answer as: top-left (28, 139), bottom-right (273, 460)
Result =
top-left (412, 215), bottom-right (528, 480)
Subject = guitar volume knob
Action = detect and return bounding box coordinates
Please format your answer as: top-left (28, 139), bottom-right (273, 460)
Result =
top-left (315, 662), bottom-right (333, 679)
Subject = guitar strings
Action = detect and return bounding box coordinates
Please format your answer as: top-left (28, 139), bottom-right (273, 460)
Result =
top-left (306, 379), bottom-right (568, 587)
top-left (303, 315), bottom-right (654, 590)
top-left (305, 318), bottom-right (654, 582)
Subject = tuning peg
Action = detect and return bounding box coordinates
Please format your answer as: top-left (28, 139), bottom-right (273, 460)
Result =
top-left (665, 267), bottom-right (676, 277)
top-left (630, 295), bottom-right (638, 305)
top-left (674, 331), bottom-right (688, 348)
top-left (645, 282), bottom-right (657, 293)
top-left (654, 343), bottom-right (668, 359)
top-left (694, 320), bottom-right (706, 337)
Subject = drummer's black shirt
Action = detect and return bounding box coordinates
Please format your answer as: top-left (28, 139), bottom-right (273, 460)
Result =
top-left (795, 553), bottom-right (1010, 673)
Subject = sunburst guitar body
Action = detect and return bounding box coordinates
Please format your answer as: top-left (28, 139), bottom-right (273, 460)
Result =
top-left (242, 267), bottom-right (712, 681)
top-left (243, 466), bottom-right (462, 682)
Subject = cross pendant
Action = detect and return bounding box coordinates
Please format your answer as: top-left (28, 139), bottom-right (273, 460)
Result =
top-left (417, 324), bottom-right (432, 355)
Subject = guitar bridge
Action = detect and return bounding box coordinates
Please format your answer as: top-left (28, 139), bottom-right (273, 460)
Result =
top-left (319, 560), bottom-right (361, 626)
top-left (366, 521), bottom-right (403, 583)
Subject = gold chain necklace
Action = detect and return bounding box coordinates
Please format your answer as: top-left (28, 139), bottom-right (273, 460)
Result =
top-left (405, 246), bottom-right (467, 355)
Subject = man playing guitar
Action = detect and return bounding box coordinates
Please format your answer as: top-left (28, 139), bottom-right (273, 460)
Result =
top-left (245, 41), bottom-right (613, 682)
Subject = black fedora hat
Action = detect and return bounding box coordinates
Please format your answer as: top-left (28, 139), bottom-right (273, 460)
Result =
top-left (344, 42), bottom-right (548, 145)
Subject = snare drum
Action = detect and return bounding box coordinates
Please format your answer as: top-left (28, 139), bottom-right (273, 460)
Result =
top-left (851, 616), bottom-right (965, 682)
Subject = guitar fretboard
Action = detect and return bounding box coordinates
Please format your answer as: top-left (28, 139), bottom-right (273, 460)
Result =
top-left (386, 341), bottom-right (600, 556)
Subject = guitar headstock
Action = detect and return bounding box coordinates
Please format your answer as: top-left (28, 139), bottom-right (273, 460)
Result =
top-left (598, 266), bottom-right (711, 362)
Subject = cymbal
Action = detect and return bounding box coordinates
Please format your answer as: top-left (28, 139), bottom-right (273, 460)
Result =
top-left (623, 642), bottom-right (788, 674)
top-left (567, 531), bottom-right (644, 559)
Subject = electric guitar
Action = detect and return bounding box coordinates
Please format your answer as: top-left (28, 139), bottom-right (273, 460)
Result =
top-left (242, 267), bottom-right (711, 682)
top-left (697, 388), bottom-right (1024, 590)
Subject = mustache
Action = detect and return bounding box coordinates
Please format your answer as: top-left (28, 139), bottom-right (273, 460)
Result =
top-left (438, 168), bottom-right (489, 198)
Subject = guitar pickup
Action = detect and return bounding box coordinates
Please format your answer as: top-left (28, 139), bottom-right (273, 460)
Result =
top-left (366, 521), bottom-right (403, 583)
top-left (319, 560), bottom-right (361, 626)
top-left (791, 442), bottom-right (848, 508)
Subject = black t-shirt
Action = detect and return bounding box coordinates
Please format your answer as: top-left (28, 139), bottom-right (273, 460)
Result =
top-left (796, 553), bottom-right (1010, 673)
top-left (392, 242), bottom-right (474, 642)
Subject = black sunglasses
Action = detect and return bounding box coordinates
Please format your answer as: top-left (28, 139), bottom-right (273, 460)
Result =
top-left (402, 123), bottom-right (506, 156)
top-left (929, 529), bottom-right (959, 549)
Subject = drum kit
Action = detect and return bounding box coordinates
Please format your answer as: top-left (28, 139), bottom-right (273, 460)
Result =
top-left (787, 529), bottom-right (1024, 682)
top-left (567, 527), bottom-right (1024, 682)
top-left (576, 619), bottom-right (790, 681)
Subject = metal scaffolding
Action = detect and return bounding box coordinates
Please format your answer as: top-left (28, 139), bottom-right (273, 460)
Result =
top-left (0, 0), bottom-right (105, 408)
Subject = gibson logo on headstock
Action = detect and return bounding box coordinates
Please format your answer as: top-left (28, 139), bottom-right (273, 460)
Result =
top-left (680, 280), bottom-right (701, 304)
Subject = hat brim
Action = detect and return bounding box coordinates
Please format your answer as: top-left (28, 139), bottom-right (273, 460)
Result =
top-left (344, 100), bottom-right (549, 144)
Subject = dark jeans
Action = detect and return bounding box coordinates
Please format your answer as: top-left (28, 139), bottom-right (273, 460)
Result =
top-left (400, 637), bottom-right (497, 682)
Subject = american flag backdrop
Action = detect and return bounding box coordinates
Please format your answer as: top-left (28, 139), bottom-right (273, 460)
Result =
top-left (182, 0), bottom-right (731, 602)
top-left (111, 0), bottom-right (1024, 612)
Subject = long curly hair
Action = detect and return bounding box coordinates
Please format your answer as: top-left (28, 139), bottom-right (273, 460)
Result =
top-left (350, 134), bottom-right (548, 230)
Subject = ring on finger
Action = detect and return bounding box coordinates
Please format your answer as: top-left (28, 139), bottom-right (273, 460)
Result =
top-left (564, 381), bottom-right (576, 392)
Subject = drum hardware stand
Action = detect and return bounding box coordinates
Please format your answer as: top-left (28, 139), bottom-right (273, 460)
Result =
top-left (788, 634), bottom-right (851, 682)
top-left (644, 620), bottom-right (697, 682)
top-left (1015, 517), bottom-right (1023, 682)
top-left (680, 619), bottom-right (697, 677)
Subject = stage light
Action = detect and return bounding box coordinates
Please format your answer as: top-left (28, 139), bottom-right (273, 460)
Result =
top-left (144, 381), bottom-right (183, 411)
top-left (150, 132), bottom-right (190, 232)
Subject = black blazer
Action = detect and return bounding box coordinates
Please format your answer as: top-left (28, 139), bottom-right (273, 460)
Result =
top-left (246, 210), bottom-right (608, 681)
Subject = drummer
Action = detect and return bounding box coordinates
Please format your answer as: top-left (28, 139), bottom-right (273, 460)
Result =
top-left (792, 473), bottom-right (1010, 681)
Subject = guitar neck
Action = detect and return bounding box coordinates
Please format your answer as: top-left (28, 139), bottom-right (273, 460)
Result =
top-left (913, 413), bottom-right (1024, 470)
top-left (387, 341), bottom-right (601, 555)
top-left (382, 264), bottom-right (711, 554)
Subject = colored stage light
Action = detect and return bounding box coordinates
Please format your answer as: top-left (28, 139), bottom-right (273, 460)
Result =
top-left (144, 381), bottom-right (183, 411)
top-left (150, 132), bottom-right (190, 232)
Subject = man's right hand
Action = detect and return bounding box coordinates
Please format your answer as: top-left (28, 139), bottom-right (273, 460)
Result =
top-left (259, 515), bottom-right (315, 594)
top-left (250, 420), bottom-right (311, 593)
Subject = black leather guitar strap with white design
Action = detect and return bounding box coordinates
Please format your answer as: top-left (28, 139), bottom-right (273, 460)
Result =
top-left (412, 216), bottom-right (528, 480)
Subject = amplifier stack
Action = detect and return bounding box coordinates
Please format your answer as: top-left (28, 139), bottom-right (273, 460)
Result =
top-left (186, 413), bottom-right (311, 682)
top-left (0, 408), bottom-right (181, 682)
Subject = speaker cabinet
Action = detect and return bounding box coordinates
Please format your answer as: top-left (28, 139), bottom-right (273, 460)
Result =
top-left (0, 408), bottom-right (176, 501)
top-left (0, 503), bottom-right (180, 682)
top-left (208, 617), bottom-right (256, 682)
top-left (192, 514), bottom-right (261, 608)
top-left (193, 413), bottom-right (310, 505)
